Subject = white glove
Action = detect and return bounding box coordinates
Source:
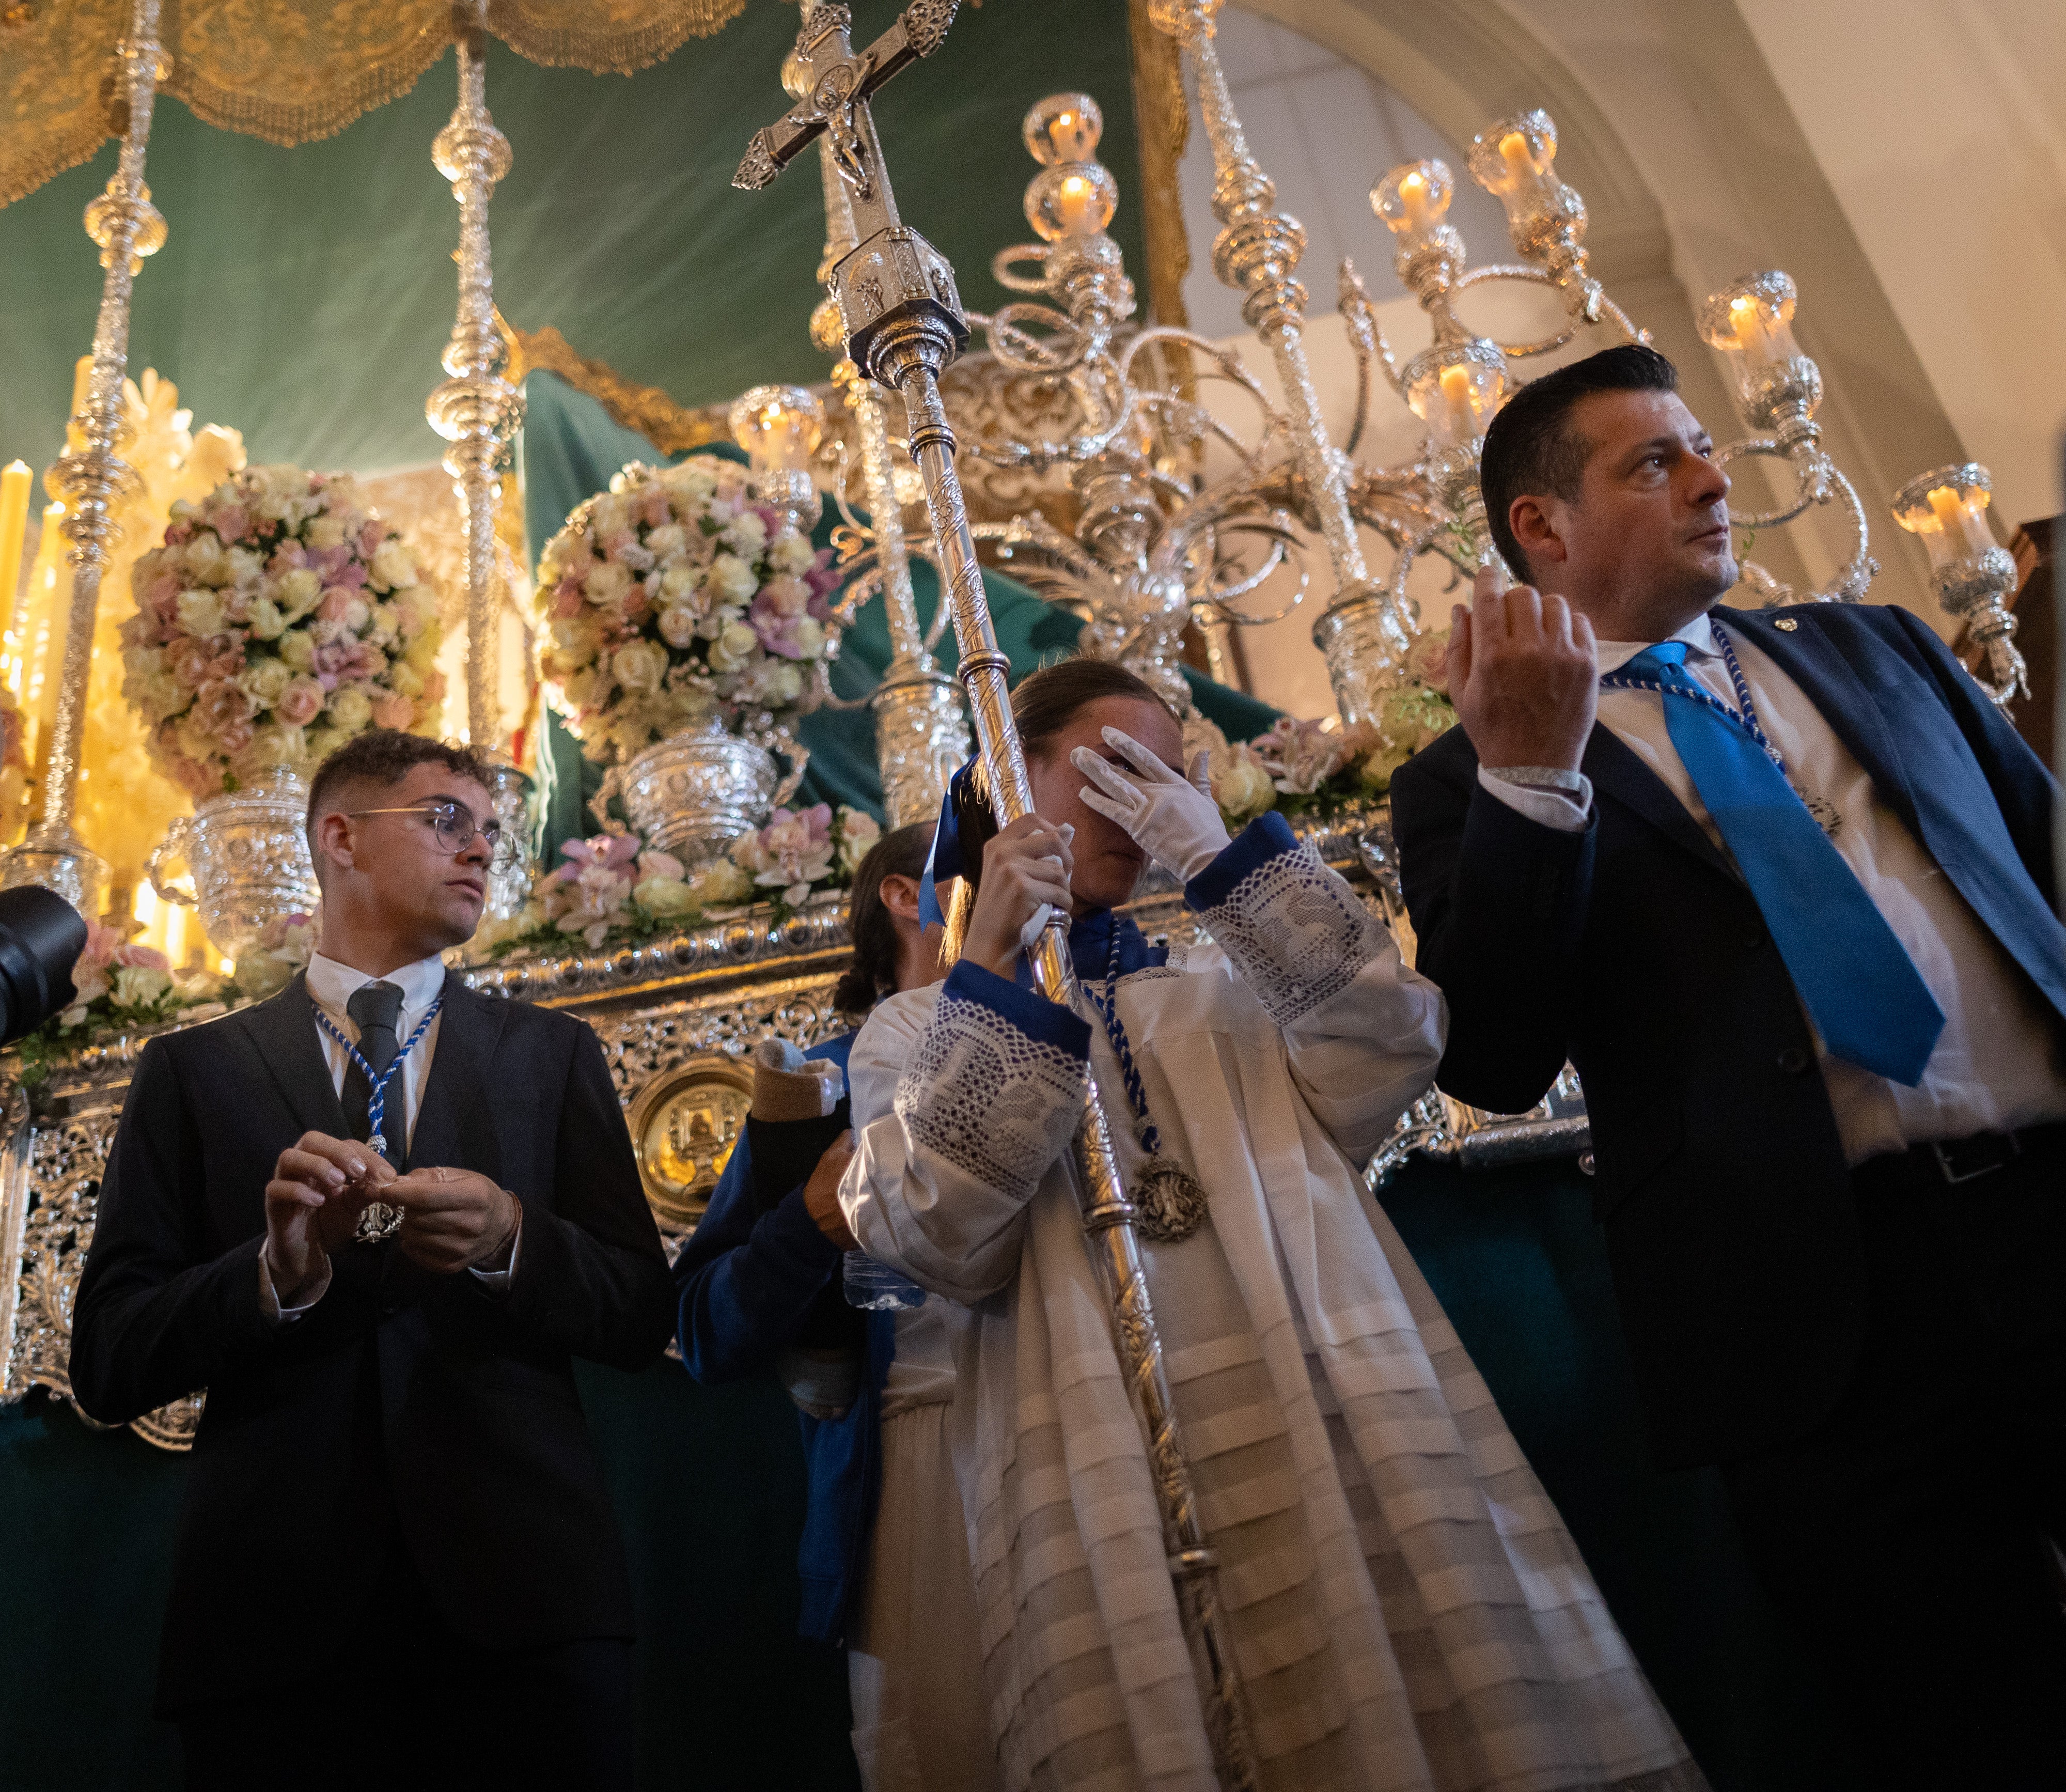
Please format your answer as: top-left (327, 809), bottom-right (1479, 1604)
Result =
top-left (1071, 727), bottom-right (1232, 882)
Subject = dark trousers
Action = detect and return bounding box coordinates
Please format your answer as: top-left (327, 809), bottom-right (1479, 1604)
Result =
top-left (176, 1535), bottom-right (635, 1792)
top-left (1720, 1128), bottom-right (2066, 1791)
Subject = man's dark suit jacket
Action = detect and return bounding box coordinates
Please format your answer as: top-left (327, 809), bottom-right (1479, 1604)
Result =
top-left (69, 971), bottom-right (675, 1716)
top-left (1390, 602), bottom-right (2066, 1470)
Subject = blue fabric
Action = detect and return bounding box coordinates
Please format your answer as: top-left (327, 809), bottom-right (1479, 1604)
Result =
top-left (672, 1031), bottom-right (891, 1646)
top-left (1185, 809), bottom-right (1300, 911)
top-left (1008, 907), bottom-right (1169, 994)
top-left (918, 757), bottom-right (977, 930)
top-left (944, 957), bottom-right (1093, 1058)
top-left (1621, 641), bottom-right (1944, 1086)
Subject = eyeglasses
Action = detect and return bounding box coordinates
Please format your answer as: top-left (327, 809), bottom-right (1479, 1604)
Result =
top-left (345, 801), bottom-right (518, 870)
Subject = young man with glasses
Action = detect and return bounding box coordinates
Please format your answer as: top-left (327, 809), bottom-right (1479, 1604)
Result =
top-left (73, 729), bottom-right (673, 1790)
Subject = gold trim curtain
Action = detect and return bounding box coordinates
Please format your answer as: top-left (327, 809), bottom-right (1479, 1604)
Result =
top-left (0, 0), bottom-right (743, 207)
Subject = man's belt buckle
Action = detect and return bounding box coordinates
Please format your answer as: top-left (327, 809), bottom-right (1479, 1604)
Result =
top-left (1928, 1133), bottom-right (2018, 1185)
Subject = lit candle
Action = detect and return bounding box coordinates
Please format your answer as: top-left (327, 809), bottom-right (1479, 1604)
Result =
top-left (1925, 485), bottom-right (1991, 557)
top-left (1498, 132), bottom-right (1537, 185)
top-left (1728, 295), bottom-right (1765, 361)
top-left (0, 460), bottom-right (31, 691)
top-left (1057, 173), bottom-right (1093, 235)
top-left (1439, 363), bottom-right (1476, 440)
top-left (1047, 110), bottom-right (1077, 159)
top-left (1399, 170), bottom-right (1430, 231)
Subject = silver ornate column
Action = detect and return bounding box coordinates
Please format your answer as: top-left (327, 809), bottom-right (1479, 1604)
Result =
top-left (1149, 0), bottom-right (1407, 725)
top-left (426, 4), bottom-right (533, 914)
top-left (0, 0), bottom-right (170, 916)
top-left (804, 18), bottom-right (967, 829)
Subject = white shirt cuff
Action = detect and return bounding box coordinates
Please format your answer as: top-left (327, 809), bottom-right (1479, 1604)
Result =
top-left (258, 1247), bottom-right (331, 1324)
top-left (467, 1201), bottom-right (522, 1292)
top-left (1478, 763), bottom-right (1593, 833)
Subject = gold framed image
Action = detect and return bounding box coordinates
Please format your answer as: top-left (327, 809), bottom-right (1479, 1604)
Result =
top-left (627, 1053), bottom-right (755, 1230)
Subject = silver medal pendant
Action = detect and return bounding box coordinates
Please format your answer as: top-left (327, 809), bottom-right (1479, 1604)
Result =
top-left (354, 1201), bottom-right (403, 1243)
top-left (1132, 1153), bottom-right (1208, 1244)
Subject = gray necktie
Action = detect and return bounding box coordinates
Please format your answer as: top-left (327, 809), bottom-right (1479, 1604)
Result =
top-left (343, 980), bottom-right (405, 1162)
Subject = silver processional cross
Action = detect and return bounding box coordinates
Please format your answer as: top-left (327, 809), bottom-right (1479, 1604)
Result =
top-left (735, 11), bottom-right (1263, 1789)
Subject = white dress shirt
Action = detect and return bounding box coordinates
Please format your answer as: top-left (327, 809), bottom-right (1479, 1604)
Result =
top-left (259, 949), bottom-right (516, 1316)
top-left (1480, 612), bottom-right (2066, 1164)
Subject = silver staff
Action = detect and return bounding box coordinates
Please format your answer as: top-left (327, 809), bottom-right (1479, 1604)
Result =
top-left (737, 7), bottom-right (1257, 1783)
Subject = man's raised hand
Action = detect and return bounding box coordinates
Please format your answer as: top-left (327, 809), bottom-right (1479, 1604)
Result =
top-left (1448, 566), bottom-right (1599, 774)
top-left (264, 1132), bottom-right (393, 1307)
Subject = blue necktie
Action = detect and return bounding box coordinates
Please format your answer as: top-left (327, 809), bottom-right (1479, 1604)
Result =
top-left (1621, 641), bottom-right (1944, 1086)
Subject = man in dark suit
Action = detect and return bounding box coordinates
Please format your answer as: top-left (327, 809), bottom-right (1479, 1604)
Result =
top-left (71, 730), bottom-right (674, 1791)
top-left (1390, 344), bottom-right (2066, 1787)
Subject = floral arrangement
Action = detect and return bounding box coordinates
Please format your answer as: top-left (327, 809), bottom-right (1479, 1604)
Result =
top-left (8, 908), bottom-right (319, 1088)
top-left (120, 465), bottom-right (445, 799)
top-left (1200, 629), bottom-right (1456, 826)
top-left (533, 457), bottom-right (844, 767)
top-left (476, 804), bottom-right (882, 957)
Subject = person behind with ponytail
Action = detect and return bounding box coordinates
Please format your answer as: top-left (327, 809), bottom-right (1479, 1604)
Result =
top-left (836, 657), bottom-right (1704, 1792)
top-left (671, 822), bottom-right (953, 1719)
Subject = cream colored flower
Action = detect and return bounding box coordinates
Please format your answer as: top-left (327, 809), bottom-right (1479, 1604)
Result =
top-left (225, 546), bottom-right (267, 587)
top-left (690, 859), bottom-right (754, 905)
top-left (239, 659), bottom-right (294, 708)
top-left (176, 589), bottom-right (227, 640)
top-left (305, 515), bottom-right (348, 552)
top-left (768, 529), bottom-right (816, 575)
top-left (278, 629), bottom-right (317, 672)
top-left (369, 538), bottom-right (416, 593)
top-left (1211, 744), bottom-right (1277, 824)
top-left (656, 604), bottom-right (700, 649)
top-left (584, 560), bottom-right (633, 606)
top-left (633, 875), bottom-right (699, 919)
top-left (707, 554), bottom-right (757, 606)
top-left (328, 685), bottom-right (373, 731)
top-left (389, 662), bottom-right (425, 700)
top-left (112, 965), bottom-right (173, 1009)
top-left (612, 639), bottom-right (669, 695)
top-left (721, 511), bottom-right (769, 557)
top-left (645, 523), bottom-right (688, 563)
top-left (182, 533), bottom-right (230, 586)
top-left (706, 619), bottom-right (760, 675)
top-left (275, 567), bottom-right (322, 621)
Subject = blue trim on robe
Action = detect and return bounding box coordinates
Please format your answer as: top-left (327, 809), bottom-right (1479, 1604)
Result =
top-left (1185, 809), bottom-right (1299, 911)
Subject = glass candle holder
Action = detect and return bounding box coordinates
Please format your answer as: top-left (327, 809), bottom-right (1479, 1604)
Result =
top-left (1403, 341), bottom-right (1509, 449)
top-left (1468, 110), bottom-right (1559, 225)
top-left (1023, 92), bottom-right (1102, 166)
top-left (729, 384), bottom-right (825, 473)
top-left (1025, 161), bottom-right (1119, 242)
top-left (1702, 271), bottom-right (1802, 397)
top-left (1371, 159), bottom-right (1453, 238)
top-left (1892, 463), bottom-right (1999, 570)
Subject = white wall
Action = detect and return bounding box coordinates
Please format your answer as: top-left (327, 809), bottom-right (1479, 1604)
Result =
top-left (1729, 0), bottom-right (2066, 531)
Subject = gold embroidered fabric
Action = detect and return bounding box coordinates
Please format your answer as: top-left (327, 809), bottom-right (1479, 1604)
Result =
top-left (0, 0), bottom-right (127, 210)
top-left (1128, 0), bottom-right (1191, 326)
top-left (0, 0), bottom-right (744, 201)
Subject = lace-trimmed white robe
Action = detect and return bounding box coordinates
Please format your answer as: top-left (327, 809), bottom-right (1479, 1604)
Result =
top-left (841, 815), bottom-right (1702, 1792)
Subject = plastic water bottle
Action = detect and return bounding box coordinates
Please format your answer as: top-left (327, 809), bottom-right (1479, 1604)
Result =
top-left (843, 1249), bottom-right (926, 1311)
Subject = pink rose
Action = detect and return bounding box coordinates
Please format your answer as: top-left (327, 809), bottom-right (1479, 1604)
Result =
top-left (214, 718), bottom-right (254, 756)
top-left (277, 677), bottom-right (324, 727)
top-left (167, 639), bottom-right (214, 688)
top-left (420, 671), bottom-right (447, 705)
top-left (268, 541), bottom-right (307, 574)
top-left (553, 580), bottom-right (584, 619)
top-left (196, 678), bottom-right (258, 733)
top-left (370, 693), bottom-right (415, 730)
top-left (317, 586), bottom-right (355, 623)
top-left (210, 504), bottom-right (249, 543)
top-left (358, 520), bottom-right (384, 560)
top-left (638, 487), bottom-right (670, 530)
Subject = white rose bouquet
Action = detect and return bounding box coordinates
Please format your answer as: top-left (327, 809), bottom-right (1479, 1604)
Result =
top-left (1192, 632), bottom-right (1457, 826)
top-left (531, 456), bottom-right (843, 767)
top-left (121, 465), bottom-right (444, 798)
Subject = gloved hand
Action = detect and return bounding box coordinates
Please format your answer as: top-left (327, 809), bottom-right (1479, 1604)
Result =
top-left (1071, 726), bottom-right (1232, 883)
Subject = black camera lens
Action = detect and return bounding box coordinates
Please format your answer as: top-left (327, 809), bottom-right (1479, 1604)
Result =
top-left (0, 886), bottom-right (89, 1047)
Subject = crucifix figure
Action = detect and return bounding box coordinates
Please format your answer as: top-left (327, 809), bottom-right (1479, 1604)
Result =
top-left (735, 11), bottom-right (1261, 1789)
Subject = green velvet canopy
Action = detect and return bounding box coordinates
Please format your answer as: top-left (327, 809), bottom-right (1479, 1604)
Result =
top-left (0, 0), bottom-right (1150, 480)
